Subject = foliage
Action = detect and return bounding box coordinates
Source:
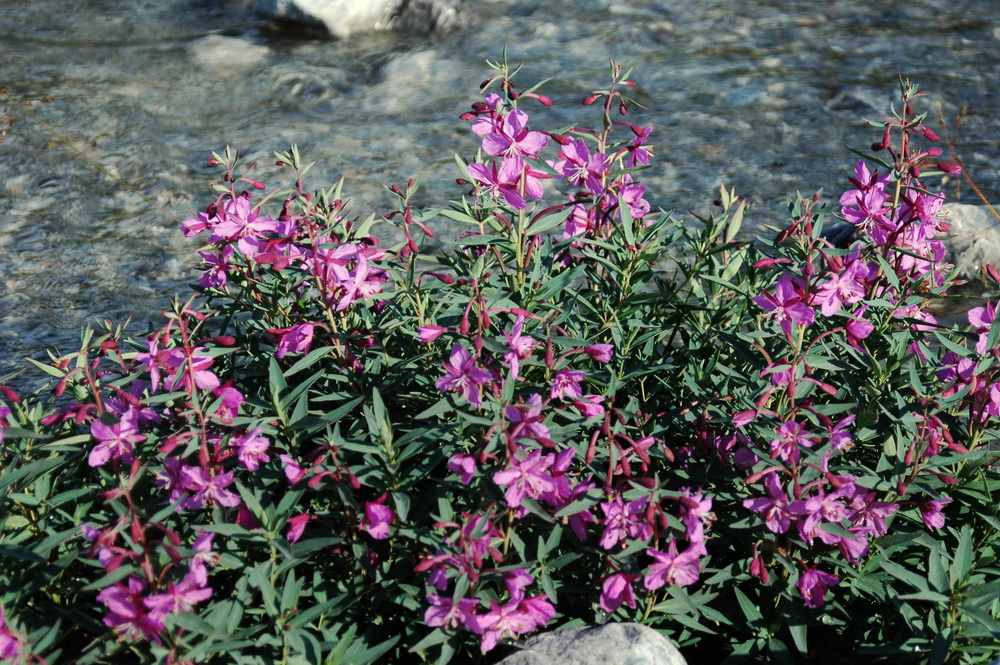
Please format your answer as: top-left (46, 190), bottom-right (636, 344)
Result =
top-left (0, 58), bottom-right (998, 665)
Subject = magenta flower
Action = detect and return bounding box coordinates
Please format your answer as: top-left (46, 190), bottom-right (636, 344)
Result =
top-left (97, 578), bottom-right (165, 644)
top-left (209, 195), bottom-right (289, 256)
top-left (232, 426), bottom-right (271, 472)
top-left (493, 450), bottom-right (556, 509)
top-left (181, 467), bottom-right (241, 510)
top-left (790, 487), bottom-right (851, 546)
top-left (796, 567), bottom-right (839, 608)
top-left (435, 344), bottom-right (494, 408)
top-left (89, 409), bottom-right (147, 467)
top-left (468, 156), bottom-right (533, 210)
top-left (504, 394), bottom-right (553, 447)
top-left (584, 344), bottom-right (614, 363)
top-left (424, 594), bottom-right (481, 631)
top-left (198, 245), bottom-right (234, 289)
top-left (814, 259), bottom-right (868, 317)
top-left (272, 323), bottom-right (316, 359)
top-left (600, 573), bottom-right (639, 613)
top-left (418, 325), bottom-right (447, 343)
top-left (770, 420), bottom-right (815, 464)
top-left (447, 454), bottom-right (477, 485)
top-left (503, 315), bottom-right (539, 379)
top-left (552, 139), bottom-right (610, 196)
top-left (481, 109), bottom-right (548, 158)
top-left (753, 274), bottom-right (815, 337)
top-left (475, 594), bottom-right (554, 652)
top-left (164, 347), bottom-right (220, 392)
top-left (618, 175), bottom-right (650, 219)
top-left (143, 573), bottom-right (212, 622)
top-left (362, 496), bottom-right (396, 540)
top-left (212, 385), bottom-right (244, 423)
top-left (551, 369), bottom-right (586, 400)
top-left (572, 394), bottom-right (605, 418)
top-left (919, 497), bottom-right (952, 530)
top-left (625, 125), bottom-right (653, 167)
top-left (0, 605), bottom-right (23, 661)
top-left (286, 514), bottom-right (315, 544)
top-left (643, 541), bottom-right (701, 589)
top-left (968, 302), bottom-right (997, 355)
top-left (600, 496), bottom-right (651, 550)
top-left (280, 454), bottom-right (306, 484)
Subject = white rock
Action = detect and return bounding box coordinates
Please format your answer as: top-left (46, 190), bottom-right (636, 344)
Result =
top-left (254, 0), bottom-right (460, 38)
top-left (939, 203), bottom-right (1000, 276)
top-left (189, 35), bottom-right (269, 77)
top-left (494, 623), bottom-right (687, 665)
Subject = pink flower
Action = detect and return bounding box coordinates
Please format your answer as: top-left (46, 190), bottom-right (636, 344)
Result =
top-left (643, 541), bottom-right (701, 589)
top-left (753, 274), bottom-right (815, 337)
top-left (770, 420), bottom-right (814, 464)
top-left (743, 473), bottom-right (792, 533)
top-left (475, 594), bottom-right (555, 652)
top-left (435, 344), bottom-right (494, 409)
top-left (280, 454), bottom-right (306, 484)
top-left (919, 497), bottom-right (952, 530)
top-left (97, 578), bottom-right (165, 644)
top-left (468, 156), bottom-right (541, 210)
top-left (504, 394), bottom-right (553, 447)
top-left (143, 573), bottom-right (212, 622)
top-left (212, 385), bottom-right (244, 422)
top-left (89, 408), bottom-right (147, 467)
top-left (584, 344), bottom-right (613, 363)
top-left (551, 369), bottom-right (586, 400)
top-left (362, 496), bottom-right (396, 540)
top-left (481, 109), bottom-right (548, 158)
top-left (286, 514), bottom-right (315, 544)
top-left (493, 450), bottom-right (556, 509)
top-left (232, 427), bottom-right (271, 472)
top-left (600, 573), bottom-right (639, 613)
top-left (447, 454), bottom-right (477, 485)
top-left (272, 323), bottom-right (316, 359)
top-left (0, 605), bottom-right (23, 661)
top-left (418, 325), bottom-right (447, 343)
top-left (795, 567), bottom-right (839, 608)
top-left (181, 467), bottom-right (241, 510)
top-left (503, 315), bottom-right (538, 379)
top-left (600, 496), bottom-right (651, 550)
top-left (572, 394), bottom-right (605, 417)
top-left (424, 594), bottom-right (480, 631)
top-left (552, 139), bottom-right (610, 196)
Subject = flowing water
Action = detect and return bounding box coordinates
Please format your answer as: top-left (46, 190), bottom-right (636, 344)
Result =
top-left (1, 0), bottom-right (998, 378)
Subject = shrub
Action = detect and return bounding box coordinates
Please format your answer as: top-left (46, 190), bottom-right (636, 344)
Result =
top-left (1, 58), bottom-right (998, 665)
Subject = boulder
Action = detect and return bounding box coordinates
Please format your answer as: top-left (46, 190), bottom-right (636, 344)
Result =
top-left (254, 0), bottom-right (461, 39)
top-left (937, 203), bottom-right (1000, 277)
top-left (493, 623), bottom-right (687, 665)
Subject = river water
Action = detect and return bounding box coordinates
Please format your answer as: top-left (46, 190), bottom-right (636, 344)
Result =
top-left (1, 0), bottom-right (998, 378)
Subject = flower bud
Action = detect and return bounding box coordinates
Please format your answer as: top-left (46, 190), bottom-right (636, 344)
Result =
top-left (583, 94), bottom-right (600, 106)
top-left (936, 162), bottom-right (962, 175)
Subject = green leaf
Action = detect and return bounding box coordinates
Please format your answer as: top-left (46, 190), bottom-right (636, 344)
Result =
top-left (283, 346), bottom-right (334, 377)
top-left (949, 525), bottom-right (973, 590)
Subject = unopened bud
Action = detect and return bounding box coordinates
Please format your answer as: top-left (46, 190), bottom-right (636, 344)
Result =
top-left (618, 100), bottom-right (628, 116)
top-left (208, 157), bottom-right (221, 165)
top-left (936, 162), bottom-right (962, 175)
top-left (921, 126), bottom-right (940, 141)
top-left (251, 180), bottom-right (266, 190)
top-left (583, 94), bottom-right (600, 106)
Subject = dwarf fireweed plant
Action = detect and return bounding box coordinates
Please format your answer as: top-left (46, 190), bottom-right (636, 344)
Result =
top-left (1, 59), bottom-right (998, 665)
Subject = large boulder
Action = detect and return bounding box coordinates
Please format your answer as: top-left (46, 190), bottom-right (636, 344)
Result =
top-left (937, 203), bottom-right (1000, 277)
top-left (493, 623), bottom-right (687, 665)
top-left (254, 0), bottom-right (461, 39)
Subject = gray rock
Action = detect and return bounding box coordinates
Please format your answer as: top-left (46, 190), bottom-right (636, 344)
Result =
top-left (254, 0), bottom-right (461, 39)
top-left (937, 203), bottom-right (1000, 277)
top-left (493, 623), bottom-right (687, 665)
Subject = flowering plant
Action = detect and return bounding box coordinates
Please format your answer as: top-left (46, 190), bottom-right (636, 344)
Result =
top-left (1, 59), bottom-right (998, 665)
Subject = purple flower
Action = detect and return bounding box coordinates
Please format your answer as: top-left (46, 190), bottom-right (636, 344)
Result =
top-left (504, 394), bottom-right (553, 447)
top-left (551, 369), bottom-right (586, 400)
top-left (600, 496), bottom-right (651, 550)
top-left (600, 573), bottom-right (639, 613)
top-left (584, 344), bottom-right (614, 363)
top-left (481, 109), bottom-right (548, 158)
top-left (435, 344), bottom-right (494, 408)
top-left (272, 323), bottom-right (316, 359)
top-left (424, 594), bottom-right (480, 631)
top-left (493, 450), bottom-right (556, 509)
top-left (362, 496), bottom-right (396, 540)
top-left (0, 605), bottom-right (24, 661)
top-left (418, 325), bottom-right (447, 343)
top-left (920, 497), bottom-right (952, 530)
top-left (181, 467), bottom-right (241, 510)
top-left (210, 195), bottom-right (289, 256)
top-left (447, 454), bottom-right (477, 485)
top-left (280, 454), bottom-right (306, 484)
top-left (643, 541), bottom-right (701, 589)
top-left (769, 420), bottom-right (814, 464)
top-left (143, 573), bottom-right (212, 622)
top-left (475, 594), bottom-right (555, 652)
top-left (232, 427), bottom-right (271, 472)
top-left (814, 259), bottom-right (868, 317)
top-left (468, 156), bottom-right (534, 210)
top-left (552, 139), bottom-right (610, 196)
top-left (286, 514), bottom-right (314, 544)
top-left (743, 473), bottom-right (794, 533)
top-left (753, 274), bottom-right (815, 337)
top-left (796, 567), bottom-right (839, 608)
top-left (97, 578), bottom-right (165, 644)
top-left (89, 409), bottom-right (147, 467)
top-left (625, 125), bottom-right (653, 167)
top-left (503, 315), bottom-right (538, 379)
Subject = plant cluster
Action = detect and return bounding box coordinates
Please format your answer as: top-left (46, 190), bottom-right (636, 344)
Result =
top-left (0, 58), bottom-right (998, 665)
